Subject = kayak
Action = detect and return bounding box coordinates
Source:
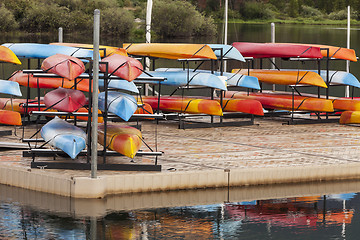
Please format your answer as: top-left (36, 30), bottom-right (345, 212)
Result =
top-left (278, 43), bottom-right (357, 62)
top-left (224, 91), bottom-right (334, 112)
top-left (0, 98), bottom-right (45, 114)
top-left (99, 78), bottom-right (139, 93)
top-left (9, 71), bottom-right (92, 92)
top-left (123, 43), bottom-right (217, 60)
top-left (99, 54), bottom-right (143, 81)
top-left (41, 117), bottom-right (87, 159)
top-left (340, 111), bottom-right (360, 124)
top-left (232, 69), bottom-right (327, 88)
top-left (44, 87), bottom-right (87, 112)
top-left (50, 42), bottom-right (127, 57)
top-left (0, 110), bottom-right (21, 126)
top-left (155, 68), bottom-right (260, 90)
top-left (207, 44), bottom-right (245, 61)
top-left (218, 98), bottom-right (264, 115)
top-left (0, 46), bottom-right (21, 65)
top-left (309, 70), bottom-right (360, 88)
top-left (139, 96), bottom-right (223, 116)
top-left (98, 124), bottom-right (142, 159)
top-left (232, 42), bottom-right (323, 59)
top-left (332, 98), bottom-right (360, 111)
top-left (98, 91), bottom-right (138, 121)
top-left (41, 54), bottom-right (85, 80)
top-left (0, 80), bottom-right (22, 96)
top-left (135, 102), bottom-right (153, 115)
top-left (174, 96), bottom-right (264, 115)
top-left (137, 70), bottom-right (227, 90)
top-left (2, 43), bottom-right (93, 59)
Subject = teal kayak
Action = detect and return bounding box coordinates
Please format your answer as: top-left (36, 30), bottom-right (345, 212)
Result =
top-left (208, 44), bottom-right (245, 62)
top-left (311, 70), bottom-right (360, 88)
top-left (41, 117), bottom-right (87, 159)
top-left (0, 80), bottom-right (22, 96)
top-left (98, 91), bottom-right (138, 121)
top-left (136, 70), bottom-right (227, 90)
top-left (2, 43), bottom-right (94, 59)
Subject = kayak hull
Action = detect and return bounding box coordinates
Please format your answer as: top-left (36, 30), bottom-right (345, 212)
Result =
top-left (50, 42), bottom-right (127, 57)
top-left (44, 87), bottom-right (87, 112)
top-left (98, 124), bottom-right (142, 158)
top-left (9, 71), bottom-right (92, 92)
top-left (0, 109), bottom-right (21, 126)
top-left (99, 54), bottom-right (143, 81)
top-left (233, 69), bottom-right (327, 88)
top-left (140, 96), bottom-right (223, 116)
top-left (0, 46), bottom-right (21, 65)
top-left (123, 43), bottom-right (217, 60)
top-left (0, 80), bottom-right (22, 96)
top-left (41, 54), bottom-right (85, 80)
top-left (340, 111), bottom-right (360, 124)
top-left (98, 91), bottom-right (138, 121)
top-left (225, 91), bottom-right (334, 112)
top-left (207, 44), bottom-right (245, 61)
top-left (41, 118), bottom-right (87, 159)
top-left (232, 42), bottom-right (323, 59)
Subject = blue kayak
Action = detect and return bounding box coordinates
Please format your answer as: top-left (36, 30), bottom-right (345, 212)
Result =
top-left (155, 68), bottom-right (260, 90)
top-left (41, 117), bottom-right (87, 159)
top-left (136, 70), bottom-right (227, 90)
top-left (208, 44), bottom-right (245, 62)
top-left (0, 80), bottom-right (22, 96)
top-left (310, 70), bottom-right (360, 88)
top-left (98, 91), bottom-right (138, 121)
top-left (2, 43), bottom-right (94, 59)
top-left (99, 79), bottom-right (139, 93)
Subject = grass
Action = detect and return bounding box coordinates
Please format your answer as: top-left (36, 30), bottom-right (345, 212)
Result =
top-left (224, 18), bottom-right (360, 26)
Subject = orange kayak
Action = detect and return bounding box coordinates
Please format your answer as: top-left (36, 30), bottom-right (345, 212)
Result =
top-left (340, 111), bottom-right (360, 124)
top-left (0, 46), bottom-right (21, 65)
top-left (232, 69), bottom-right (327, 88)
top-left (41, 54), bottom-right (85, 80)
top-left (332, 98), bottom-right (360, 111)
top-left (139, 96), bottom-right (223, 116)
top-left (50, 42), bottom-right (127, 57)
top-left (279, 43), bottom-right (357, 62)
top-left (0, 98), bottom-right (44, 114)
top-left (98, 124), bottom-right (142, 159)
top-left (9, 71), bottom-right (92, 92)
top-left (0, 109), bottom-right (21, 125)
top-left (224, 91), bottom-right (334, 112)
top-left (123, 43), bottom-right (217, 60)
top-left (219, 98), bottom-right (264, 115)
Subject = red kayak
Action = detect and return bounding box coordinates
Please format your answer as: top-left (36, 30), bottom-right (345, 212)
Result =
top-left (9, 71), bottom-right (92, 92)
top-left (44, 87), bottom-right (87, 112)
top-left (232, 42), bottom-right (323, 59)
top-left (99, 54), bottom-right (143, 81)
top-left (41, 53), bottom-right (85, 80)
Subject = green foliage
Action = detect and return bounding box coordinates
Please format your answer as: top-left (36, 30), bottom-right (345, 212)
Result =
top-left (301, 5), bottom-right (324, 20)
top-left (152, 0), bottom-right (217, 37)
top-left (100, 7), bottom-right (134, 37)
top-left (21, 2), bottom-right (70, 32)
top-left (240, 1), bottom-right (274, 20)
top-left (328, 9), bottom-right (348, 20)
top-left (0, 5), bottom-right (19, 31)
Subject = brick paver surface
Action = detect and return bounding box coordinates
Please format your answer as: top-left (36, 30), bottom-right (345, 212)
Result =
top-left (1, 117), bottom-right (359, 177)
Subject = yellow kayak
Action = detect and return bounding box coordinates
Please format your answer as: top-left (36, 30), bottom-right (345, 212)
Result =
top-left (0, 46), bottom-right (21, 65)
top-left (50, 42), bottom-right (127, 57)
top-left (123, 43), bottom-right (217, 60)
top-left (232, 69), bottom-right (327, 88)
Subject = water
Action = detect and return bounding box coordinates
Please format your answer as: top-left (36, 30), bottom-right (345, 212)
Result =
top-left (1, 180), bottom-right (360, 239)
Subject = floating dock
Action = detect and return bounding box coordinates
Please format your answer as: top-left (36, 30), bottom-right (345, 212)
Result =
top-left (1, 118), bottom-right (360, 198)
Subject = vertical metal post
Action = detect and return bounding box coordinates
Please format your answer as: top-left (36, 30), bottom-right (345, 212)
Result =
top-left (345, 5), bottom-right (350, 97)
top-left (91, 9), bottom-right (100, 179)
top-left (271, 22), bottom-right (275, 91)
top-left (58, 27), bottom-right (63, 43)
top-left (145, 0), bottom-right (153, 96)
top-left (223, 0), bottom-right (228, 72)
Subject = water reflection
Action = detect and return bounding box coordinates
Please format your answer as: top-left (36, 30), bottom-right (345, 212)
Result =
top-left (1, 180), bottom-right (360, 239)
